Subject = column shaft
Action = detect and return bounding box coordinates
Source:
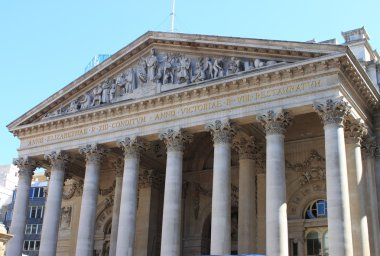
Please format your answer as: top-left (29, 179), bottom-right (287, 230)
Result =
top-left (346, 140), bottom-right (370, 256)
top-left (115, 156), bottom-right (139, 256)
top-left (364, 153), bottom-right (380, 255)
top-left (109, 174), bottom-right (122, 256)
top-left (266, 133), bottom-right (288, 256)
top-left (238, 158), bottom-right (256, 254)
top-left (324, 124), bottom-right (353, 256)
top-left (6, 158), bottom-right (35, 256)
top-left (39, 169), bottom-right (65, 255)
top-left (160, 150), bottom-right (184, 255)
top-left (75, 146), bottom-right (104, 256)
top-left (210, 142), bottom-right (231, 254)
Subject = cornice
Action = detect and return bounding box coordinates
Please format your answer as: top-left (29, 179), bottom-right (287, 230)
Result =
top-left (8, 32), bottom-right (343, 130)
top-left (12, 53), bottom-right (371, 139)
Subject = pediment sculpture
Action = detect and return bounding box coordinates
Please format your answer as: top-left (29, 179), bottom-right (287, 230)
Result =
top-left (43, 49), bottom-right (287, 119)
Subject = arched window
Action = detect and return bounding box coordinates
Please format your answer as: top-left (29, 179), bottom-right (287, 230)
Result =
top-left (304, 199), bottom-right (327, 219)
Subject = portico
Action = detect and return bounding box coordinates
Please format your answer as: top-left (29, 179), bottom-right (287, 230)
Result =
top-left (6, 30), bottom-right (380, 256)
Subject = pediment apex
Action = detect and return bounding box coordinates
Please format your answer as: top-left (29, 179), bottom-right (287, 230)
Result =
top-left (8, 32), bottom-right (351, 131)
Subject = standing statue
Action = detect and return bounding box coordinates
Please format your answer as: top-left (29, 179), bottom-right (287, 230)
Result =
top-left (191, 60), bottom-right (205, 83)
top-left (202, 57), bottom-right (213, 79)
top-left (212, 58), bottom-right (223, 78)
top-left (125, 69), bottom-right (134, 93)
top-left (109, 83), bottom-right (116, 101)
top-left (147, 49), bottom-right (158, 82)
top-left (177, 56), bottom-right (191, 84)
top-left (101, 80), bottom-right (111, 104)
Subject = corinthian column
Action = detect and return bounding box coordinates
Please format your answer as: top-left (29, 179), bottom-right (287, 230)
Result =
top-left (313, 98), bottom-right (353, 256)
top-left (160, 129), bottom-right (192, 256)
top-left (232, 136), bottom-right (258, 254)
top-left (39, 151), bottom-right (71, 256)
top-left (6, 157), bottom-right (36, 256)
top-left (75, 144), bottom-right (106, 256)
top-left (116, 137), bottom-right (148, 256)
top-left (109, 158), bottom-right (123, 256)
top-left (205, 120), bottom-right (237, 255)
top-left (257, 110), bottom-right (292, 256)
top-left (362, 137), bottom-right (380, 256)
top-left (344, 120), bottom-right (370, 256)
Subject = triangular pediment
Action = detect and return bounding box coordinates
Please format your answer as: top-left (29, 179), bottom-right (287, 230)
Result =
top-left (8, 31), bottom-right (350, 131)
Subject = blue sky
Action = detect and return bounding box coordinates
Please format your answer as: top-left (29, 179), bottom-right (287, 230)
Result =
top-left (1, 0), bottom-right (379, 164)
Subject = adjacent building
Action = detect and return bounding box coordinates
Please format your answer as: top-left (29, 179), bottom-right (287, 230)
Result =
top-left (3, 173), bottom-right (47, 256)
top-left (4, 27), bottom-right (380, 256)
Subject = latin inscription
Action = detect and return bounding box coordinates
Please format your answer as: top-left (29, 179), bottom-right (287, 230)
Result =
top-left (26, 79), bottom-right (322, 147)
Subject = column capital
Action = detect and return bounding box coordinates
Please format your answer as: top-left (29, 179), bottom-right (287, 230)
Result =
top-left (232, 135), bottom-right (260, 160)
top-left (13, 157), bottom-right (37, 177)
top-left (344, 119), bottom-right (368, 145)
top-left (118, 136), bottom-right (149, 158)
top-left (205, 119), bottom-right (237, 144)
top-left (313, 97), bottom-right (351, 127)
top-left (159, 128), bottom-right (193, 152)
top-left (44, 150), bottom-right (71, 170)
top-left (361, 136), bottom-right (378, 159)
top-left (257, 109), bottom-right (292, 135)
top-left (79, 144), bottom-right (107, 163)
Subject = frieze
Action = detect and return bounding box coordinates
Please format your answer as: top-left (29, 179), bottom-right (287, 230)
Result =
top-left (42, 49), bottom-right (287, 119)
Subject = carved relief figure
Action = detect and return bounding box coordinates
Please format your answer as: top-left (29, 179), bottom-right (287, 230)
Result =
top-left (191, 60), bottom-right (205, 83)
top-left (115, 72), bottom-right (126, 94)
top-left (212, 58), bottom-right (223, 78)
top-left (254, 58), bottom-right (265, 68)
top-left (67, 99), bottom-right (79, 113)
top-left (109, 83), bottom-right (116, 101)
top-left (137, 59), bottom-right (147, 84)
top-left (79, 93), bottom-right (92, 110)
top-left (91, 85), bottom-right (103, 106)
top-left (101, 80), bottom-right (111, 103)
top-left (203, 57), bottom-right (213, 79)
top-left (147, 49), bottom-right (158, 82)
top-left (177, 56), bottom-right (191, 84)
top-left (227, 57), bottom-right (241, 75)
top-left (162, 55), bottom-right (174, 84)
top-left (125, 69), bottom-right (134, 93)
top-left (60, 206), bottom-right (72, 229)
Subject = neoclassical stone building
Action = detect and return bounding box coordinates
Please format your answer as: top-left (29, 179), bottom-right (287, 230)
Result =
top-left (6, 28), bottom-right (380, 256)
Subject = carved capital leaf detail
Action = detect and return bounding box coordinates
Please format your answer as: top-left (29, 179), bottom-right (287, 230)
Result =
top-left (313, 98), bottom-right (351, 126)
top-left (44, 150), bottom-right (71, 170)
top-left (257, 110), bottom-right (292, 135)
top-left (118, 136), bottom-right (149, 158)
top-left (159, 129), bottom-right (193, 152)
top-left (344, 119), bottom-right (368, 145)
top-left (205, 119), bottom-right (237, 144)
top-left (13, 157), bottom-right (37, 177)
top-left (361, 136), bottom-right (378, 158)
top-left (79, 144), bottom-right (107, 163)
top-left (232, 136), bottom-right (260, 160)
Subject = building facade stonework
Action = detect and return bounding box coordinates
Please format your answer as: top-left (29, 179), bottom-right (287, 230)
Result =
top-left (5, 28), bottom-right (380, 256)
